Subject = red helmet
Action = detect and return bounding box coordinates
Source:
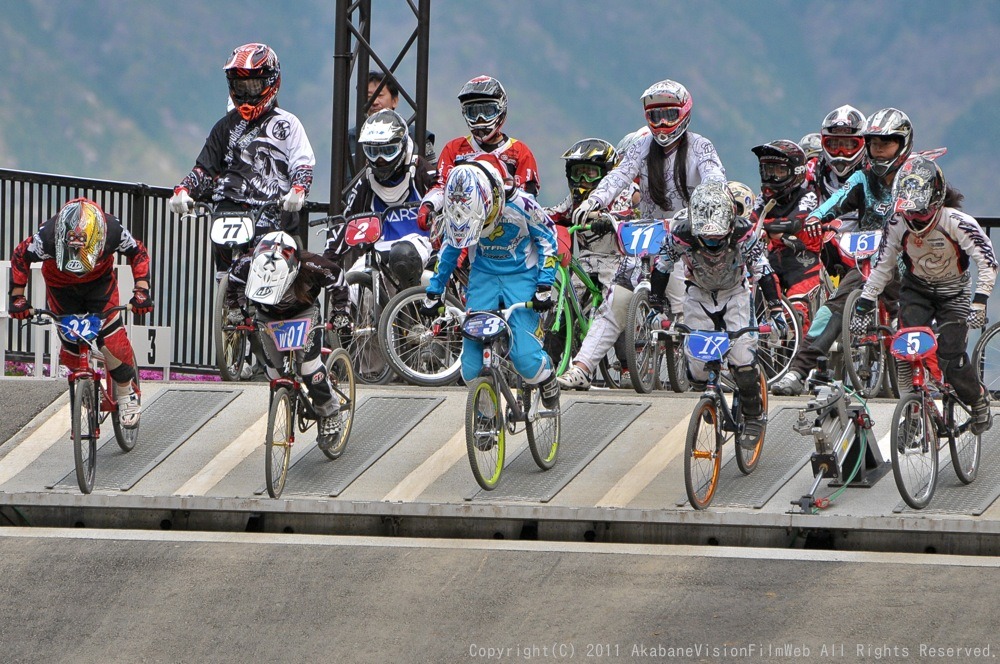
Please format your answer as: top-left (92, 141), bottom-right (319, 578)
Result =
top-left (224, 43), bottom-right (281, 121)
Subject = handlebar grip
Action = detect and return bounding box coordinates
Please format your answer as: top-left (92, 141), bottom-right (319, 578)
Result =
top-left (758, 324), bottom-right (772, 334)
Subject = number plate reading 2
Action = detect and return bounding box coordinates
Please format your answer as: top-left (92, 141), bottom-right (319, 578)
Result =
top-left (890, 328), bottom-right (937, 361)
top-left (616, 220), bottom-right (667, 257)
top-left (838, 231), bottom-right (882, 259)
top-left (345, 215), bottom-right (383, 247)
top-left (60, 314), bottom-right (102, 342)
top-left (210, 216), bottom-right (255, 246)
top-left (685, 331), bottom-right (731, 362)
top-left (462, 312), bottom-right (507, 342)
top-left (267, 318), bottom-right (312, 351)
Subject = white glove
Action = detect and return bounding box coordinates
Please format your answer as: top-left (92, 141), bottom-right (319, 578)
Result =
top-left (572, 197), bottom-right (600, 227)
top-left (169, 187), bottom-right (194, 216)
top-left (968, 302), bottom-right (988, 330)
top-left (281, 185), bottom-right (306, 212)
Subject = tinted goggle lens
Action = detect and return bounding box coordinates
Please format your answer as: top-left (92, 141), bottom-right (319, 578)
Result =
top-left (759, 162), bottom-right (790, 182)
top-left (568, 164), bottom-right (603, 184)
top-left (822, 135), bottom-right (864, 157)
top-left (231, 78), bottom-right (265, 96)
top-left (362, 142), bottom-right (403, 162)
top-left (462, 101), bottom-right (501, 124)
top-left (645, 106), bottom-right (683, 127)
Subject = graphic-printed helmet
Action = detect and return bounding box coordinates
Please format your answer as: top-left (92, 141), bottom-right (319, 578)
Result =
top-left (245, 231), bottom-right (299, 305)
top-left (798, 133), bottom-right (822, 161)
top-left (893, 155), bottom-right (946, 238)
top-left (726, 181), bottom-right (756, 218)
top-left (55, 198), bottom-right (107, 275)
top-left (458, 76), bottom-right (507, 144)
top-left (641, 80), bottom-right (692, 149)
top-left (442, 155), bottom-right (506, 249)
top-left (689, 182), bottom-right (737, 251)
top-left (864, 108), bottom-right (913, 179)
top-left (751, 140), bottom-right (807, 201)
top-left (561, 138), bottom-right (618, 206)
top-left (821, 104), bottom-right (867, 178)
top-left (224, 43), bottom-right (281, 122)
top-left (359, 109), bottom-right (412, 182)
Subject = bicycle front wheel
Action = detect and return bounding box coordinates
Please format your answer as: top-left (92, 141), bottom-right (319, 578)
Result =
top-left (541, 271), bottom-right (575, 376)
top-left (378, 285), bottom-right (463, 387)
top-left (465, 377), bottom-right (505, 490)
top-left (841, 290), bottom-right (886, 399)
top-left (214, 274), bottom-right (250, 382)
top-left (345, 271), bottom-right (392, 385)
top-left (973, 320), bottom-right (1000, 399)
top-left (322, 348), bottom-right (356, 460)
top-left (524, 384), bottom-right (559, 470)
top-left (684, 397), bottom-right (722, 509)
top-left (265, 387), bottom-right (294, 498)
top-left (624, 288), bottom-right (658, 394)
top-left (735, 370), bottom-right (767, 475)
top-left (754, 292), bottom-right (800, 386)
top-left (664, 333), bottom-right (690, 393)
top-left (947, 396), bottom-right (980, 485)
top-left (890, 392), bottom-right (938, 509)
top-left (71, 378), bottom-right (98, 494)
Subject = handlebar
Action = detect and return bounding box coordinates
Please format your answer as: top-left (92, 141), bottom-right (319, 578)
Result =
top-left (665, 321), bottom-right (771, 338)
top-left (182, 201), bottom-right (280, 223)
top-left (28, 305), bottom-right (132, 323)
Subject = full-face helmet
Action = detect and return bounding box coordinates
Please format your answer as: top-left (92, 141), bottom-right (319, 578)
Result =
top-left (458, 76), bottom-right (507, 144)
top-left (561, 138), bottom-right (618, 207)
top-left (689, 182), bottom-right (737, 252)
top-left (820, 104), bottom-right (866, 177)
top-left (864, 108), bottom-right (913, 179)
top-left (358, 109), bottom-right (412, 182)
top-left (441, 155), bottom-right (506, 249)
top-left (726, 181), bottom-right (756, 218)
top-left (245, 231), bottom-right (299, 305)
top-left (641, 80), bottom-right (692, 149)
top-left (55, 198), bottom-right (107, 275)
top-left (893, 155), bottom-right (946, 237)
top-left (751, 139), bottom-right (807, 201)
top-left (224, 43), bottom-right (281, 122)
top-left (798, 133), bottom-right (822, 161)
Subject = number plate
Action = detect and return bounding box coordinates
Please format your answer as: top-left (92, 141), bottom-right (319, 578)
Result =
top-left (462, 312), bottom-right (507, 341)
top-left (890, 327), bottom-right (938, 361)
top-left (60, 314), bottom-right (101, 342)
top-left (684, 331), bottom-right (731, 362)
top-left (210, 215), bottom-right (255, 246)
top-left (838, 231), bottom-right (882, 259)
top-left (344, 214), bottom-right (383, 247)
top-left (616, 220), bottom-right (667, 257)
top-left (267, 318), bottom-right (312, 351)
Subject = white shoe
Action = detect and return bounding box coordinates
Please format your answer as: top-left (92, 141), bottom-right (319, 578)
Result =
top-left (118, 391), bottom-right (141, 428)
top-left (557, 365), bottom-right (591, 390)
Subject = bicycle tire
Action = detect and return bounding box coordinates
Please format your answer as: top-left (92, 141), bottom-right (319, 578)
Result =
top-left (378, 285), bottom-right (463, 387)
top-left (947, 396), bottom-right (980, 485)
top-left (890, 392), bottom-right (938, 509)
top-left (214, 274), bottom-right (251, 382)
top-left (664, 334), bottom-right (690, 393)
top-left (684, 396), bottom-right (722, 509)
top-left (111, 351), bottom-right (140, 452)
top-left (265, 386), bottom-right (294, 498)
top-left (321, 348), bottom-right (356, 460)
top-left (624, 288), bottom-right (657, 394)
top-left (754, 291), bottom-right (800, 387)
top-left (524, 384), bottom-right (559, 470)
top-left (735, 370), bottom-right (767, 475)
top-left (465, 377), bottom-right (505, 490)
top-left (972, 320), bottom-right (1000, 399)
top-left (841, 290), bottom-right (886, 399)
top-left (542, 271), bottom-right (576, 376)
top-left (345, 271), bottom-right (392, 385)
top-left (597, 351), bottom-right (625, 389)
top-left (71, 378), bottom-right (98, 494)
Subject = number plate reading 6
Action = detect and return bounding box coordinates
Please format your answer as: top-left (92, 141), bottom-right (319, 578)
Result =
top-left (60, 314), bottom-right (101, 342)
top-left (839, 231), bottom-right (882, 259)
top-left (684, 331), bottom-right (731, 362)
top-left (267, 318), bottom-right (312, 351)
top-left (890, 328), bottom-right (937, 361)
top-left (616, 221), bottom-right (667, 257)
top-left (210, 216), bottom-right (255, 246)
top-left (462, 313), bottom-right (507, 341)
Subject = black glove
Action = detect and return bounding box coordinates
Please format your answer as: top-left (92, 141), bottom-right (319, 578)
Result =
top-left (781, 236), bottom-right (806, 253)
top-left (850, 297), bottom-right (877, 336)
top-left (648, 294), bottom-right (666, 314)
top-left (8, 294), bottom-right (31, 320)
top-left (531, 286), bottom-right (554, 312)
top-left (129, 287), bottom-right (154, 315)
top-left (588, 216), bottom-right (614, 235)
top-left (419, 293), bottom-right (444, 318)
top-left (329, 310), bottom-right (352, 332)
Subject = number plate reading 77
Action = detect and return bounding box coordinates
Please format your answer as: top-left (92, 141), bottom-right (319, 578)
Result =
top-left (267, 318), bottom-right (312, 351)
top-left (684, 331), bottom-right (731, 362)
top-left (210, 216), bottom-right (255, 245)
top-left (616, 221), bottom-right (667, 257)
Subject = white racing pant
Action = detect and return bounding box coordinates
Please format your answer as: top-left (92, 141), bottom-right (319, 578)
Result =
top-left (666, 261), bottom-right (686, 316)
top-left (573, 254), bottom-right (643, 374)
top-left (684, 281), bottom-right (756, 381)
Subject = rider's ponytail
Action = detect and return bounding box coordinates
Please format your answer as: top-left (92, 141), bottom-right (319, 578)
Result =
top-left (646, 133), bottom-right (689, 212)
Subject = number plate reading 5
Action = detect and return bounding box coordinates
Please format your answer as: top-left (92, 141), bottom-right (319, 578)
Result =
top-left (267, 318), bottom-right (312, 351)
top-left (890, 328), bottom-right (937, 361)
top-left (616, 221), bottom-right (667, 257)
top-left (60, 314), bottom-right (102, 342)
top-left (462, 313), bottom-right (507, 341)
top-left (685, 331), bottom-right (731, 362)
top-left (838, 231), bottom-right (882, 259)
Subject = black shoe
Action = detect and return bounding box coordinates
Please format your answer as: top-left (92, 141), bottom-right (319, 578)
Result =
top-left (971, 395), bottom-right (992, 435)
top-left (316, 416), bottom-right (342, 451)
top-left (540, 374), bottom-right (561, 410)
top-left (740, 416), bottom-right (764, 449)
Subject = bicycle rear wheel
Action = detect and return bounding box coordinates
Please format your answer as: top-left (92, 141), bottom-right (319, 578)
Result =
top-left (111, 352), bottom-right (140, 452)
top-left (890, 392), bottom-right (938, 509)
top-left (465, 377), bottom-right (505, 490)
top-left (265, 387), bottom-right (294, 498)
top-left (321, 348), bottom-right (356, 460)
top-left (345, 271), bottom-right (392, 385)
top-left (214, 274), bottom-right (250, 382)
top-left (541, 271), bottom-right (576, 376)
top-left (735, 371), bottom-right (767, 475)
top-left (973, 320), bottom-right (1000, 399)
top-left (754, 292), bottom-right (800, 386)
top-left (947, 396), bottom-right (980, 484)
top-left (71, 378), bottom-right (98, 494)
top-left (524, 384), bottom-right (559, 470)
top-left (841, 290), bottom-right (886, 399)
top-left (684, 396), bottom-right (722, 509)
top-left (624, 289), bottom-right (658, 394)
top-left (378, 285), bottom-right (463, 387)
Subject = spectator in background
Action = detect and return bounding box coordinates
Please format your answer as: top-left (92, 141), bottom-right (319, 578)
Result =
top-left (348, 70), bottom-right (436, 172)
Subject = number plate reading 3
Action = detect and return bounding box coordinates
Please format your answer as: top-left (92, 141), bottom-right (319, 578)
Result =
top-left (616, 221), bottom-right (667, 257)
top-left (890, 328), bottom-right (937, 361)
top-left (210, 216), bottom-right (255, 245)
top-left (685, 331), bottom-right (731, 362)
top-left (267, 318), bottom-right (312, 351)
top-left (462, 313), bottom-right (507, 341)
top-left (839, 231), bottom-right (882, 259)
top-left (60, 314), bottom-right (101, 342)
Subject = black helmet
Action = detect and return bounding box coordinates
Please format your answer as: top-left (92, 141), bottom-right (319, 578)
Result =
top-left (561, 138), bottom-right (618, 206)
top-left (358, 109), bottom-right (412, 181)
top-left (751, 139), bottom-right (807, 201)
top-left (864, 108), bottom-right (913, 179)
top-left (458, 75), bottom-right (507, 144)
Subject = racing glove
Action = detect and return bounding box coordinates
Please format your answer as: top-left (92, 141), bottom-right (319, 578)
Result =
top-left (769, 306), bottom-right (789, 337)
top-left (531, 285), bottom-right (554, 312)
top-left (169, 187), bottom-right (194, 216)
top-left (850, 297), bottom-right (877, 336)
top-left (803, 215), bottom-right (822, 240)
top-left (129, 288), bottom-right (154, 315)
top-left (968, 302), bottom-right (988, 330)
top-left (281, 185), bottom-right (306, 212)
top-left (419, 293), bottom-right (444, 318)
top-left (417, 202), bottom-right (435, 233)
top-left (571, 197), bottom-right (600, 227)
top-left (8, 294), bottom-right (31, 320)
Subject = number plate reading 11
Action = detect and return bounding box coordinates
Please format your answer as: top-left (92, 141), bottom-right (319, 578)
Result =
top-left (684, 331), bottom-right (731, 362)
top-left (60, 314), bottom-right (102, 342)
top-left (462, 313), bottom-right (507, 341)
top-left (616, 221), bottom-right (667, 257)
top-left (267, 318), bottom-right (312, 351)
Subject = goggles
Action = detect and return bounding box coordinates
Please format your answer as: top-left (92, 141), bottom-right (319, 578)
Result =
top-left (462, 100), bottom-right (502, 125)
top-left (230, 77), bottom-right (266, 97)
top-left (568, 163), bottom-right (603, 184)
top-left (66, 230), bottom-right (88, 249)
top-left (822, 135), bottom-right (864, 157)
top-left (758, 161), bottom-right (791, 182)
top-left (701, 236), bottom-right (726, 248)
top-left (644, 105), bottom-right (684, 128)
top-left (362, 141), bottom-right (404, 163)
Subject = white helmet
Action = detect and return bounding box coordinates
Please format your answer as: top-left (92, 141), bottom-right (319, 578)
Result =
top-left (441, 155), bottom-right (506, 249)
top-left (245, 231), bottom-right (299, 305)
top-left (640, 80), bottom-right (692, 149)
top-left (689, 182), bottom-right (736, 250)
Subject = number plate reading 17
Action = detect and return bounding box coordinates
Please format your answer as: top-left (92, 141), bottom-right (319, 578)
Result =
top-left (616, 220), bottom-right (667, 257)
top-left (684, 331), bottom-right (731, 362)
top-left (462, 312), bottom-right (507, 341)
top-left (890, 328), bottom-right (937, 361)
top-left (838, 231), bottom-right (882, 259)
top-left (60, 314), bottom-right (102, 342)
top-left (267, 318), bottom-right (312, 351)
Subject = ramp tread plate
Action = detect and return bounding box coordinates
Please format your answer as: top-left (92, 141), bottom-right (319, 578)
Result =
top-left (49, 388), bottom-right (240, 491)
top-left (259, 395), bottom-right (443, 497)
top-left (469, 400), bottom-right (649, 503)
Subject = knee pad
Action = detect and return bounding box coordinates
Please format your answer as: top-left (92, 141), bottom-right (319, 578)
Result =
top-left (388, 241), bottom-right (424, 289)
top-left (110, 363), bottom-right (136, 384)
top-left (733, 364), bottom-right (763, 415)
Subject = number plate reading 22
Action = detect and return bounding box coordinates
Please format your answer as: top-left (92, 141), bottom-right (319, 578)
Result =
top-left (60, 314), bottom-right (102, 342)
top-left (267, 318), bottom-right (312, 351)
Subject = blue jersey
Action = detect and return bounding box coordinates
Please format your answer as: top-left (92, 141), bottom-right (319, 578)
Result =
top-left (373, 188), bottom-right (423, 241)
top-left (811, 169), bottom-right (894, 232)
